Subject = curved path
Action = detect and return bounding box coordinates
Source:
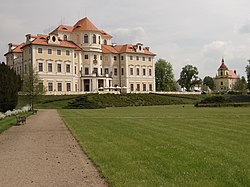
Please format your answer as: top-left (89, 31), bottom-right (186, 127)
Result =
top-left (0, 109), bottom-right (108, 187)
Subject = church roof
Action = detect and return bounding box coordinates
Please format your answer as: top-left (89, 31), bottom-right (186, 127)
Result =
top-left (218, 58), bottom-right (228, 70)
top-left (73, 17), bottom-right (100, 32)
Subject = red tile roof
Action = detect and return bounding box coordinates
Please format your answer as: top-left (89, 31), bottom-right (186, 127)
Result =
top-left (73, 17), bottom-right (100, 32)
top-left (12, 43), bottom-right (25, 53)
top-left (22, 35), bottom-right (81, 51)
top-left (51, 25), bottom-right (73, 34)
top-left (228, 70), bottom-right (238, 79)
top-left (4, 43), bottom-right (25, 56)
top-left (101, 44), bottom-right (155, 55)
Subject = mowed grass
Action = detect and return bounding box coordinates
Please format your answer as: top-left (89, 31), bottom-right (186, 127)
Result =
top-left (0, 116), bottom-right (16, 134)
top-left (59, 106), bottom-right (250, 187)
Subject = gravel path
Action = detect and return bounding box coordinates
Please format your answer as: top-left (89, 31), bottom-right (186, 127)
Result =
top-left (0, 109), bottom-right (108, 187)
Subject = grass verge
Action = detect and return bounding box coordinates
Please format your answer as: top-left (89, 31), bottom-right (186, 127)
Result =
top-left (59, 105), bottom-right (250, 187)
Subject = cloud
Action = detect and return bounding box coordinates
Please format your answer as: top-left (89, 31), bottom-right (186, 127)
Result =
top-left (111, 27), bottom-right (147, 44)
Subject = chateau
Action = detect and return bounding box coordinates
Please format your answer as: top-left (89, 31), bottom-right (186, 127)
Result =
top-left (213, 58), bottom-right (240, 92)
top-left (5, 17), bottom-right (156, 94)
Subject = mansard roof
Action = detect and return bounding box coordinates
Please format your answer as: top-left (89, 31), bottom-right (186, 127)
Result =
top-left (22, 35), bottom-right (81, 50)
top-left (102, 44), bottom-right (155, 55)
top-left (51, 25), bottom-right (74, 34)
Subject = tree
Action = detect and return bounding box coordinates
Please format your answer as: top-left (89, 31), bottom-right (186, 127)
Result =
top-left (233, 76), bottom-right (247, 94)
top-left (21, 65), bottom-right (46, 110)
top-left (178, 64), bottom-right (199, 91)
top-left (0, 62), bottom-right (21, 112)
top-left (203, 76), bottom-right (214, 90)
top-left (155, 59), bottom-right (175, 91)
top-left (246, 61), bottom-right (250, 90)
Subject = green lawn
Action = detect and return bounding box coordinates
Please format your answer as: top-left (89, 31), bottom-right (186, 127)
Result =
top-left (0, 116), bottom-right (16, 134)
top-left (59, 105), bottom-right (250, 187)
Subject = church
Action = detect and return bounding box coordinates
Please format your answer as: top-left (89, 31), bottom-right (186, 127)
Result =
top-left (213, 58), bottom-right (240, 92)
top-left (5, 17), bottom-right (156, 95)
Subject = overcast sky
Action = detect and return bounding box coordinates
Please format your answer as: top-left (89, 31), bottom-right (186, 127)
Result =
top-left (1, 0), bottom-right (250, 79)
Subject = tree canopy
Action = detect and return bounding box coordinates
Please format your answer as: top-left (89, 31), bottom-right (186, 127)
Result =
top-left (21, 65), bottom-right (46, 110)
top-left (203, 76), bottom-right (214, 90)
top-left (155, 59), bottom-right (175, 91)
top-left (246, 61), bottom-right (250, 90)
top-left (0, 62), bottom-right (21, 112)
top-left (178, 64), bottom-right (199, 91)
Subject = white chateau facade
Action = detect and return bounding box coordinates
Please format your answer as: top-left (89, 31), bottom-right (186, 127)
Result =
top-left (5, 17), bottom-right (156, 95)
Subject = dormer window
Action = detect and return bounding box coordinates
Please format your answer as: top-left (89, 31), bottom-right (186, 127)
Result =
top-left (63, 35), bottom-right (67, 41)
top-left (104, 39), bottom-right (107, 45)
top-left (52, 36), bottom-right (56, 42)
top-left (84, 34), bottom-right (88, 43)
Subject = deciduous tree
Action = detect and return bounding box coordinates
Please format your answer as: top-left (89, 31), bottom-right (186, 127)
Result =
top-left (21, 65), bottom-right (46, 110)
top-left (155, 59), bottom-right (175, 91)
top-left (178, 65), bottom-right (199, 91)
top-left (203, 76), bottom-right (214, 90)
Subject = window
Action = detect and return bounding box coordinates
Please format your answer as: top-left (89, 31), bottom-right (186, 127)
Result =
top-left (148, 57), bottom-right (151, 61)
top-left (104, 39), bottom-right (107, 45)
top-left (221, 71), bottom-right (223, 76)
top-left (93, 68), bottom-right (98, 75)
top-left (66, 50), bottom-right (70, 56)
top-left (38, 48), bottom-right (42, 54)
top-left (149, 84), bottom-right (153, 91)
top-left (221, 82), bottom-right (223, 85)
top-left (130, 84), bottom-right (134, 91)
top-left (66, 64), bottom-right (70, 73)
top-left (66, 83), bottom-right (71, 92)
top-left (136, 84), bottom-right (140, 91)
top-left (98, 36), bottom-right (101, 44)
top-left (130, 67), bottom-right (133, 75)
top-left (143, 84), bottom-right (146, 91)
top-left (84, 34), bottom-right (88, 43)
top-left (121, 68), bottom-right (124, 75)
top-left (57, 50), bottom-right (61, 55)
top-left (114, 68), bottom-right (118, 76)
top-left (136, 68), bottom-right (140, 76)
top-left (93, 34), bottom-right (96, 44)
top-left (48, 49), bottom-right (52, 54)
top-left (38, 63), bottom-right (43, 72)
top-left (74, 53), bottom-right (76, 58)
top-left (142, 57), bottom-right (145, 61)
top-left (130, 56), bottom-right (133, 60)
top-left (58, 82), bottom-right (62, 91)
top-left (94, 55), bottom-right (97, 60)
top-left (74, 66), bottom-right (77, 74)
top-left (114, 56), bottom-right (117, 61)
top-left (85, 67), bottom-right (89, 75)
top-left (57, 64), bottom-right (61, 72)
top-left (24, 64), bottom-right (27, 74)
top-left (121, 56), bottom-right (124, 60)
top-left (104, 68), bottom-right (109, 75)
top-left (48, 82), bottom-right (53, 92)
top-left (63, 35), bottom-right (67, 41)
top-left (84, 55), bottom-right (88, 59)
top-left (100, 56), bottom-right (102, 60)
top-left (48, 63), bottom-right (52, 72)
top-left (136, 56), bottom-right (139, 61)
top-left (149, 69), bottom-right (152, 76)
